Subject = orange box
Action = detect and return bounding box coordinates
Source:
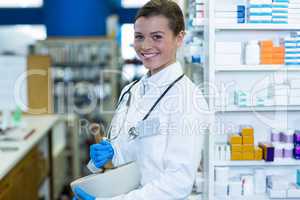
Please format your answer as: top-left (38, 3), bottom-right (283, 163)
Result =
top-left (231, 144), bottom-right (242, 152)
top-left (242, 144), bottom-right (255, 152)
top-left (243, 136), bottom-right (254, 144)
top-left (260, 40), bottom-right (273, 48)
top-left (261, 47), bottom-right (273, 52)
top-left (261, 58), bottom-right (273, 64)
top-left (273, 47), bottom-right (285, 54)
top-left (272, 59), bottom-right (285, 64)
top-left (241, 127), bottom-right (254, 137)
top-left (242, 152), bottom-right (254, 160)
top-left (231, 152), bottom-right (242, 160)
top-left (254, 147), bottom-right (263, 160)
top-left (260, 52), bottom-right (273, 58)
top-left (229, 134), bottom-right (242, 144)
top-left (272, 53), bottom-right (285, 59)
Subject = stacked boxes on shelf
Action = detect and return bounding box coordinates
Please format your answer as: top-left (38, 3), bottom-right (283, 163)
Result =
top-left (189, 0), bottom-right (205, 27)
top-left (215, 1), bottom-right (241, 24)
top-left (215, 42), bottom-right (242, 66)
top-left (289, 0), bottom-right (300, 24)
top-left (294, 130), bottom-right (300, 159)
top-left (290, 79), bottom-right (300, 105)
top-left (229, 126), bottom-right (263, 161)
top-left (247, 0), bottom-right (273, 23)
top-left (260, 40), bottom-right (285, 64)
top-left (271, 129), bottom-right (295, 160)
top-left (272, 0), bottom-right (289, 24)
top-left (282, 31), bottom-right (300, 65)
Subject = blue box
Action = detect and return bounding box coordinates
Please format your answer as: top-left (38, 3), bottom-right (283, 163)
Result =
top-left (238, 18), bottom-right (245, 23)
top-left (273, 0), bottom-right (289, 2)
top-left (238, 5), bottom-right (246, 12)
top-left (297, 169), bottom-right (300, 187)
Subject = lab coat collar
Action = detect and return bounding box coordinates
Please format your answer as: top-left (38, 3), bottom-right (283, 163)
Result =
top-left (141, 61), bottom-right (183, 89)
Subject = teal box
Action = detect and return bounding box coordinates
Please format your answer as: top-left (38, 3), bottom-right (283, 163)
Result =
top-left (297, 169), bottom-right (300, 187)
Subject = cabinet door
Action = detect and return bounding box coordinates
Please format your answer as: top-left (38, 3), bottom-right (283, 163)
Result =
top-left (0, 177), bottom-right (12, 200)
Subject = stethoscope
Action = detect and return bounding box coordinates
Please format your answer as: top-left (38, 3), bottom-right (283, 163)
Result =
top-left (106, 74), bottom-right (185, 142)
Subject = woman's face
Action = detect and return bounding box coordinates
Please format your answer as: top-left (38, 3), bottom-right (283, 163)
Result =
top-left (134, 15), bottom-right (184, 75)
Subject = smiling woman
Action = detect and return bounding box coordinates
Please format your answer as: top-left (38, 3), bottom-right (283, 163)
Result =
top-left (73, 1), bottom-right (208, 200)
top-left (133, 0), bottom-right (185, 75)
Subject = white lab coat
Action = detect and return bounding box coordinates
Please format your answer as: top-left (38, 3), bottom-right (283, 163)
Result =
top-left (91, 62), bottom-right (209, 200)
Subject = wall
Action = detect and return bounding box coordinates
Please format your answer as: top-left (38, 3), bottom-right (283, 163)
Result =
top-left (0, 0), bottom-right (138, 37)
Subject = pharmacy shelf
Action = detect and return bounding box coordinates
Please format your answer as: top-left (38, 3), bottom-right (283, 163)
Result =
top-left (215, 105), bottom-right (300, 112)
top-left (215, 24), bottom-right (300, 30)
top-left (215, 65), bottom-right (300, 72)
top-left (214, 159), bottom-right (300, 167)
top-left (215, 194), bottom-right (269, 200)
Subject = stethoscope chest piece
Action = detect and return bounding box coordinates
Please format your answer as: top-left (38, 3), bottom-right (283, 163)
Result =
top-left (128, 127), bottom-right (139, 141)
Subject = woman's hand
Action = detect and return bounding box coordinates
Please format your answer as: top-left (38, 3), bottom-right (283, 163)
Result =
top-left (90, 140), bottom-right (114, 168)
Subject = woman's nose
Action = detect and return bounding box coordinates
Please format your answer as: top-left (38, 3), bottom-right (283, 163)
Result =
top-left (141, 38), bottom-right (152, 50)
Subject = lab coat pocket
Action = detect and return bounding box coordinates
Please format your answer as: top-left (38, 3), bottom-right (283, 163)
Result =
top-left (136, 117), bottom-right (160, 139)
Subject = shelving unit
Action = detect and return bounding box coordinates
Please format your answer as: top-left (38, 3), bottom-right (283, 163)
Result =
top-left (215, 105), bottom-right (300, 112)
top-left (215, 24), bottom-right (300, 30)
top-left (215, 65), bottom-right (300, 72)
top-left (188, 0), bottom-right (300, 199)
top-left (214, 159), bottom-right (300, 167)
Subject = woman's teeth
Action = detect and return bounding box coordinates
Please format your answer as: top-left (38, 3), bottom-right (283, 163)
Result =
top-left (142, 53), bottom-right (158, 58)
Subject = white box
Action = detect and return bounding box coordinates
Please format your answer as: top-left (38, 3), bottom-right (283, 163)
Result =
top-left (267, 188), bottom-right (287, 198)
top-left (215, 42), bottom-right (242, 54)
top-left (216, 18), bottom-right (238, 24)
top-left (285, 48), bottom-right (300, 53)
top-left (215, 182), bottom-right (228, 196)
top-left (290, 79), bottom-right (300, 88)
top-left (248, 16), bottom-right (272, 21)
top-left (249, 0), bottom-right (272, 4)
top-left (268, 175), bottom-right (289, 190)
top-left (215, 167), bottom-right (229, 183)
top-left (289, 8), bottom-right (300, 14)
top-left (249, 7), bottom-right (273, 13)
top-left (215, 12), bottom-right (238, 18)
top-left (287, 183), bottom-right (300, 198)
top-left (290, 89), bottom-right (300, 105)
top-left (229, 180), bottom-right (242, 197)
top-left (290, 0), bottom-right (300, 3)
top-left (215, 54), bottom-right (241, 66)
top-left (215, 5), bottom-right (238, 12)
top-left (286, 53), bottom-right (300, 57)
top-left (254, 169), bottom-right (266, 194)
top-left (289, 3), bottom-right (300, 9)
top-left (273, 2), bottom-right (289, 7)
top-left (196, 4), bottom-right (205, 11)
top-left (288, 13), bottom-right (300, 18)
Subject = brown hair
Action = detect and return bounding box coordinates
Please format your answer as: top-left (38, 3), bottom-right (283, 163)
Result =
top-left (135, 0), bottom-right (185, 36)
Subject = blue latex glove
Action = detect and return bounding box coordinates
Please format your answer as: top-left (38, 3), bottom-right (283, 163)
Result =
top-left (90, 140), bottom-right (114, 168)
top-left (73, 186), bottom-right (95, 200)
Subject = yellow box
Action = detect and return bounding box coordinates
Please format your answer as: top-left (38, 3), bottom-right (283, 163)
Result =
top-left (242, 144), bottom-right (254, 152)
top-left (229, 134), bottom-right (242, 144)
top-left (231, 144), bottom-right (242, 152)
top-left (231, 152), bottom-right (242, 160)
top-left (242, 152), bottom-right (254, 160)
top-left (254, 147), bottom-right (263, 160)
top-left (243, 136), bottom-right (254, 144)
top-left (241, 127), bottom-right (254, 137)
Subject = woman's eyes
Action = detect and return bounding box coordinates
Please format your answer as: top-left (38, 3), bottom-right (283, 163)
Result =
top-left (152, 35), bottom-right (162, 40)
top-left (134, 35), bottom-right (163, 41)
top-left (135, 35), bottom-right (144, 40)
